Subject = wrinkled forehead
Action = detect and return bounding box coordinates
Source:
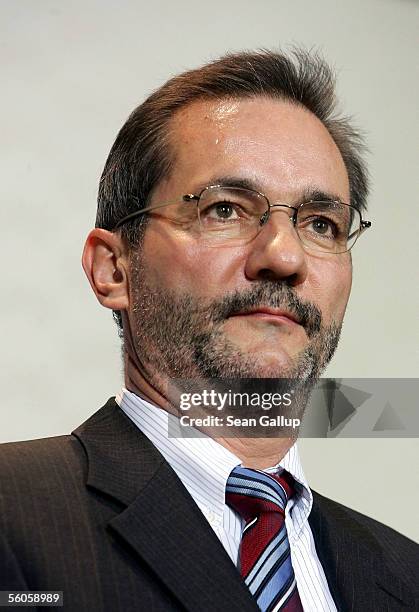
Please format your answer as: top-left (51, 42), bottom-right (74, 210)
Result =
top-left (164, 96), bottom-right (350, 203)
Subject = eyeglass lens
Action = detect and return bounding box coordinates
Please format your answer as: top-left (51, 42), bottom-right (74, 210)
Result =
top-left (196, 186), bottom-right (361, 253)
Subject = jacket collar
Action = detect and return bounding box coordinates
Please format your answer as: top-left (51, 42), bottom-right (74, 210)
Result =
top-left (72, 398), bottom-right (259, 612)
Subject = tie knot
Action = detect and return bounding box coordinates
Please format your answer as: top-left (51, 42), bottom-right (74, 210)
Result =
top-left (225, 466), bottom-right (295, 522)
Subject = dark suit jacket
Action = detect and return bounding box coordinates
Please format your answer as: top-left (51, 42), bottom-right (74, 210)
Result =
top-left (0, 398), bottom-right (418, 611)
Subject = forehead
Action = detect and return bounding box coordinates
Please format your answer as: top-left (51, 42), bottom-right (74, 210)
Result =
top-left (164, 96), bottom-right (349, 202)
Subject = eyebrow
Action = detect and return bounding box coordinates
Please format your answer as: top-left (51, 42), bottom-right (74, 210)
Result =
top-left (193, 175), bottom-right (345, 205)
top-left (194, 175), bottom-right (262, 194)
top-left (301, 188), bottom-right (344, 204)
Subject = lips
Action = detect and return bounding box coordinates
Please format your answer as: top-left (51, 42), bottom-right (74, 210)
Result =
top-left (229, 307), bottom-right (301, 326)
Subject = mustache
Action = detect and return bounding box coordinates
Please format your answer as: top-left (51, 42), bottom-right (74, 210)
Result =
top-left (209, 282), bottom-right (322, 338)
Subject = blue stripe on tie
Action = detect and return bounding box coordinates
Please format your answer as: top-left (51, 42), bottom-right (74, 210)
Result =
top-left (227, 474), bottom-right (287, 503)
top-left (226, 483), bottom-right (283, 508)
top-left (226, 475), bottom-right (287, 507)
top-left (247, 526), bottom-right (289, 593)
top-left (230, 469), bottom-right (288, 503)
top-left (267, 578), bottom-right (296, 612)
top-left (256, 553), bottom-right (294, 610)
top-left (246, 523), bottom-right (287, 584)
top-left (229, 478), bottom-right (287, 508)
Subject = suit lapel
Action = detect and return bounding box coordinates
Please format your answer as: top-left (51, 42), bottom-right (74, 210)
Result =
top-left (309, 491), bottom-right (415, 611)
top-left (73, 399), bottom-right (258, 612)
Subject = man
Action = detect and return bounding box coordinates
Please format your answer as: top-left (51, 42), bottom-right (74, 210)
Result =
top-left (1, 50), bottom-right (417, 611)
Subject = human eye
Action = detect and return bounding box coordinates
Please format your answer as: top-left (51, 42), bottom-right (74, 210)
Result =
top-left (199, 195), bottom-right (253, 227)
top-left (297, 202), bottom-right (347, 243)
top-left (202, 200), bottom-right (241, 222)
top-left (306, 215), bottom-right (338, 238)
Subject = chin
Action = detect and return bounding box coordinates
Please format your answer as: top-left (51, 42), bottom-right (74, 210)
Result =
top-left (245, 352), bottom-right (297, 378)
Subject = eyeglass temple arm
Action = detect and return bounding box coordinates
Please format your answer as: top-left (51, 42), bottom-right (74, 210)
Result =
top-left (113, 194), bottom-right (199, 229)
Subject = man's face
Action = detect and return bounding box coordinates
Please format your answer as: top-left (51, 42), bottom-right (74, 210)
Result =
top-left (126, 97), bottom-right (352, 383)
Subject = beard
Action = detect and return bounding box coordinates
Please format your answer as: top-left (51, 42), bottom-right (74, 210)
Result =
top-left (129, 254), bottom-right (341, 383)
top-left (126, 250), bottom-right (343, 438)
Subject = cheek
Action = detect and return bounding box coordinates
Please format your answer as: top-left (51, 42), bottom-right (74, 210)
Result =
top-left (307, 255), bottom-right (352, 323)
top-left (141, 225), bottom-right (244, 295)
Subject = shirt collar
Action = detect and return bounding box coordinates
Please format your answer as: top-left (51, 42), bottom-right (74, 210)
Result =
top-left (116, 388), bottom-right (312, 534)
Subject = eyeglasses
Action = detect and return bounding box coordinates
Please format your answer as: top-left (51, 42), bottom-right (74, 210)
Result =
top-left (113, 184), bottom-right (372, 254)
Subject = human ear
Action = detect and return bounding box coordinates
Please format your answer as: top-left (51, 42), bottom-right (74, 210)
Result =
top-left (81, 229), bottom-right (129, 310)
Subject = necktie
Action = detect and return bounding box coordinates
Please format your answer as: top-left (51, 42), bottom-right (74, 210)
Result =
top-left (225, 466), bottom-right (303, 612)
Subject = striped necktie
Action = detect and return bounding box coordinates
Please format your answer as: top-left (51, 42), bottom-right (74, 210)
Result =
top-left (225, 466), bottom-right (303, 612)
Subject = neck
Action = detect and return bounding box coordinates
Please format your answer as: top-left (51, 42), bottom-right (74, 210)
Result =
top-left (215, 436), bottom-right (294, 469)
top-left (124, 353), bottom-right (173, 414)
top-left (124, 357), bottom-right (294, 470)
top-left (123, 327), bottom-right (296, 469)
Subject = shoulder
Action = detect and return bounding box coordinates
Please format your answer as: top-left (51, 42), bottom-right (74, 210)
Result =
top-left (0, 434), bottom-right (86, 496)
top-left (312, 489), bottom-right (419, 582)
top-left (0, 434), bottom-right (91, 561)
top-left (313, 490), bottom-right (417, 547)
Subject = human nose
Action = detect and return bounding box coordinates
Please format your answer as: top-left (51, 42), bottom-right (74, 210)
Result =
top-left (244, 208), bottom-right (308, 285)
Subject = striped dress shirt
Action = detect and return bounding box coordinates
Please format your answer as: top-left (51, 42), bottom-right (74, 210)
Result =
top-left (116, 388), bottom-right (337, 612)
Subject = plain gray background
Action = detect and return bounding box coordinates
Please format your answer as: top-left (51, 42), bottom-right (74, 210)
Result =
top-left (1, 0), bottom-right (418, 541)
